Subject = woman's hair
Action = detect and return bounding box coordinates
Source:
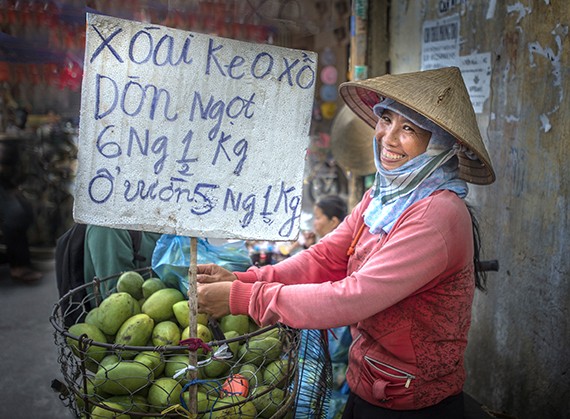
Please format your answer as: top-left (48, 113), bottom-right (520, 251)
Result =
top-left (316, 195), bottom-right (348, 221)
top-left (468, 206), bottom-right (488, 292)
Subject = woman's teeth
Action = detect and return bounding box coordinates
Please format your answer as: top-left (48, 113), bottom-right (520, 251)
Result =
top-left (382, 149), bottom-right (405, 160)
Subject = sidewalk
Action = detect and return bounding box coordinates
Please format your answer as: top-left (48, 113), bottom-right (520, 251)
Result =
top-left (0, 255), bottom-right (75, 419)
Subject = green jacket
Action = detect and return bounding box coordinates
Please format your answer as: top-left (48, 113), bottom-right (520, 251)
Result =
top-left (84, 225), bottom-right (161, 296)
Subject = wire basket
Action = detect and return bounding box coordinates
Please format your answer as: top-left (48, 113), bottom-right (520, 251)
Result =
top-left (294, 329), bottom-right (332, 418)
top-left (50, 267), bottom-right (330, 418)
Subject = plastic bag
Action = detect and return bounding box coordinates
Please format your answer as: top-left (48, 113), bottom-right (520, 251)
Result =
top-left (151, 235), bottom-right (253, 294)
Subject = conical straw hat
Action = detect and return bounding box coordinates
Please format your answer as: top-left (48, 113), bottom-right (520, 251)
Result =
top-left (339, 67), bottom-right (495, 185)
top-left (330, 105), bottom-right (376, 176)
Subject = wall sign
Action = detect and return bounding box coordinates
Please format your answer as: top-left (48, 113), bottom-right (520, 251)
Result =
top-left (421, 14), bottom-right (491, 113)
top-left (458, 52), bottom-right (491, 113)
top-left (421, 14), bottom-right (460, 70)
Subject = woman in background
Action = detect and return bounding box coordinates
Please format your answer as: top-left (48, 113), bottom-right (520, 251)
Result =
top-left (313, 195), bottom-right (347, 241)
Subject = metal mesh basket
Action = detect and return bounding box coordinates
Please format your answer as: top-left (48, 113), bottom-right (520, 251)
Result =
top-left (294, 329), bottom-right (332, 419)
top-left (50, 267), bottom-right (333, 418)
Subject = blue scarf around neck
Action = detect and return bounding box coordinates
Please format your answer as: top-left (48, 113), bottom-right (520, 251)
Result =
top-left (364, 138), bottom-right (468, 234)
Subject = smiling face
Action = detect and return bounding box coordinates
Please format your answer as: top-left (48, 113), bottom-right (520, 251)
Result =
top-left (375, 109), bottom-right (432, 170)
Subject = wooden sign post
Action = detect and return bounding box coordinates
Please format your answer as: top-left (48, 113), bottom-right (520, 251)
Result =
top-left (75, 13), bottom-right (317, 415)
top-left (187, 237), bottom-right (198, 414)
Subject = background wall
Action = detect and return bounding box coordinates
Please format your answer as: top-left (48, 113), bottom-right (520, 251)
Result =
top-left (372, 1), bottom-right (569, 418)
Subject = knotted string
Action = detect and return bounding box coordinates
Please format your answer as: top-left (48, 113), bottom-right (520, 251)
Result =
top-left (180, 337), bottom-right (212, 354)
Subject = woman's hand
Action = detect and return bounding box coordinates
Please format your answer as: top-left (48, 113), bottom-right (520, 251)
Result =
top-left (195, 264), bottom-right (235, 318)
top-left (196, 263), bottom-right (237, 284)
top-left (197, 281), bottom-right (232, 319)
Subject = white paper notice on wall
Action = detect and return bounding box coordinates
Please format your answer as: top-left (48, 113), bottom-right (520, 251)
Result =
top-left (74, 14), bottom-right (317, 241)
top-left (420, 14), bottom-right (491, 114)
top-left (421, 14), bottom-right (460, 71)
top-left (458, 52), bottom-right (492, 114)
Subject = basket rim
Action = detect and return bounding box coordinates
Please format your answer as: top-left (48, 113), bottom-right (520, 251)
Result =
top-left (50, 266), bottom-right (285, 352)
top-left (56, 322), bottom-right (284, 352)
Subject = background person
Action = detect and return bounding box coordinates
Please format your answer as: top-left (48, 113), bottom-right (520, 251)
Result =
top-left (313, 195), bottom-right (347, 240)
top-left (0, 138), bottom-right (42, 283)
top-left (195, 67), bottom-right (495, 418)
top-left (84, 225), bottom-right (160, 296)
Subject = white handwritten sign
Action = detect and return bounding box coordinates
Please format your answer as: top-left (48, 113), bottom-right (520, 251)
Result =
top-left (74, 14), bottom-right (317, 241)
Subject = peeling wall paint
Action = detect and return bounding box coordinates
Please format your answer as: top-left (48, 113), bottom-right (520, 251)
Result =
top-left (527, 23), bottom-right (567, 133)
top-left (506, 2), bottom-right (532, 24)
top-left (485, 0), bottom-right (497, 20)
top-left (540, 113), bottom-right (552, 132)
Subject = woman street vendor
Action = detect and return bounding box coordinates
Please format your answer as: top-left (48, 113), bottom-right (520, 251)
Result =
top-left (196, 66), bottom-right (495, 418)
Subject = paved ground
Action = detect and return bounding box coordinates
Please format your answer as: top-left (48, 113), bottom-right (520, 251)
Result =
top-left (0, 255), bottom-right (75, 419)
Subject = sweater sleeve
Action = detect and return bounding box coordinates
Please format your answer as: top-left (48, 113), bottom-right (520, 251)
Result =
top-left (234, 194), bottom-right (367, 287)
top-left (231, 191), bottom-right (473, 329)
top-left (228, 195), bottom-right (367, 324)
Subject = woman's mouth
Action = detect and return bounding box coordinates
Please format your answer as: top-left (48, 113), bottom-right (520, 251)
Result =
top-left (381, 148), bottom-right (405, 161)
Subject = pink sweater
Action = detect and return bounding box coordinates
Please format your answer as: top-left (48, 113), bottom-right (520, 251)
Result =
top-left (230, 189), bottom-right (475, 409)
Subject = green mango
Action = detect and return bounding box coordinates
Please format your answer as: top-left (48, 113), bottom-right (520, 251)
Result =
top-left (115, 314), bottom-right (154, 358)
top-left (94, 360), bottom-right (153, 395)
top-left (67, 322), bottom-right (107, 364)
top-left (142, 288), bottom-right (185, 323)
top-left (147, 377), bottom-right (183, 410)
top-left (97, 292), bottom-right (139, 335)
top-left (237, 337), bottom-right (283, 367)
top-left (251, 385), bottom-right (285, 418)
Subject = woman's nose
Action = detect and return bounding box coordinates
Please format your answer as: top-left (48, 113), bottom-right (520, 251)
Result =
top-left (382, 127), bottom-right (400, 145)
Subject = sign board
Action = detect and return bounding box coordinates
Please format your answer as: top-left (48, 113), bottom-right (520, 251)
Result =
top-left (421, 14), bottom-right (459, 71)
top-left (421, 14), bottom-right (491, 113)
top-left (75, 14), bottom-right (317, 241)
top-left (458, 52), bottom-right (491, 113)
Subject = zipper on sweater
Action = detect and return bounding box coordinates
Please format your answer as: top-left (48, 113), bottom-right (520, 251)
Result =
top-left (348, 333), bottom-right (362, 353)
top-left (364, 356), bottom-right (416, 388)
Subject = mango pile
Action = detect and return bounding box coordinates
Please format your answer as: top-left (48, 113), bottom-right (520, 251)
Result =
top-left (65, 271), bottom-right (296, 418)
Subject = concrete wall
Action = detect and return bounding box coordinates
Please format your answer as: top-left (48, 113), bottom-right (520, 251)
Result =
top-left (371, 1), bottom-right (570, 418)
